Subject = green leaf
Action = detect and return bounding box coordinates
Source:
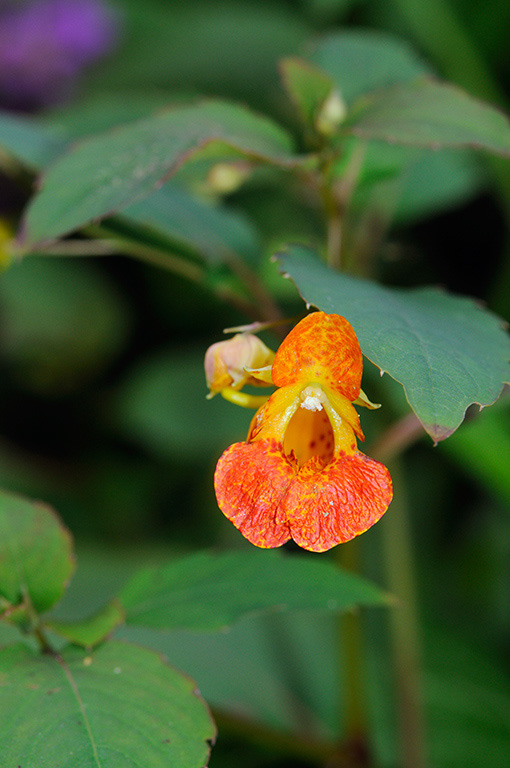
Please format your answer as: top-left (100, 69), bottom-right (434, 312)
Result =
top-left (276, 245), bottom-right (510, 441)
top-left (22, 100), bottom-right (297, 247)
top-left (309, 30), bottom-right (431, 105)
top-left (394, 148), bottom-right (485, 223)
top-left (42, 91), bottom-right (193, 139)
top-left (47, 600), bottom-right (125, 649)
top-left (280, 57), bottom-right (336, 131)
top-left (124, 183), bottom-right (262, 265)
top-left (0, 110), bottom-right (65, 169)
top-left (119, 549), bottom-right (389, 632)
top-left (0, 641), bottom-right (215, 767)
top-left (346, 78), bottom-right (510, 154)
top-left (336, 141), bottom-right (485, 225)
top-left (0, 489), bottom-right (74, 617)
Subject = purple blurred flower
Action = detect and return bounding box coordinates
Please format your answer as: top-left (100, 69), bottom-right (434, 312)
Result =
top-left (0, 0), bottom-right (119, 110)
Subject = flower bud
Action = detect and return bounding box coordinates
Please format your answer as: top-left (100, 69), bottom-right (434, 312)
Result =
top-left (204, 333), bottom-right (275, 395)
top-left (207, 162), bottom-right (251, 195)
top-left (315, 89), bottom-right (347, 136)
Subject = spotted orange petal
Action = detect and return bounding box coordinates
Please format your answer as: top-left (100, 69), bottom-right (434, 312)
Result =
top-left (272, 312), bottom-right (362, 402)
top-left (284, 452), bottom-right (392, 552)
top-left (215, 436), bottom-right (392, 552)
top-left (214, 438), bottom-right (294, 548)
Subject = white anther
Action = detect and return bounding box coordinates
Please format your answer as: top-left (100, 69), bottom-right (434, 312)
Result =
top-left (300, 395), bottom-right (323, 412)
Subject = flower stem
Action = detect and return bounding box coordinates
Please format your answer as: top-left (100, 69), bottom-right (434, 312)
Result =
top-left (34, 623), bottom-right (55, 655)
top-left (80, 225), bottom-right (281, 322)
top-left (369, 418), bottom-right (427, 767)
top-left (370, 413), bottom-right (424, 463)
top-left (379, 461), bottom-right (427, 768)
top-left (212, 707), bottom-right (333, 763)
top-left (336, 540), bottom-right (372, 767)
top-left (321, 141), bottom-right (366, 271)
top-left (20, 586), bottom-right (55, 655)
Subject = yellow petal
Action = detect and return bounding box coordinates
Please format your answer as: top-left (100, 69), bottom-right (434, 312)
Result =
top-left (353, 388), bottom-right (381, 410)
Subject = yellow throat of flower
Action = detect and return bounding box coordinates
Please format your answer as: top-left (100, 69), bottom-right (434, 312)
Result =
top-left (255, 383), bottom-right (362, 469)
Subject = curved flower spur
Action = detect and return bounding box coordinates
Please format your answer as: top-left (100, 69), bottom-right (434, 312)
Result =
top-left (205, 312), bottom-right (392, 553)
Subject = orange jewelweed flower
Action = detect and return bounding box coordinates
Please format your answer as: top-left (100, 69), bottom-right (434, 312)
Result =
top-left (213, 312), bottom-right (393, 552)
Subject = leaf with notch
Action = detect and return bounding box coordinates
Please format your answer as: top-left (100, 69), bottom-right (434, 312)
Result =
top-left (276, 245), bottom-right (510, 442)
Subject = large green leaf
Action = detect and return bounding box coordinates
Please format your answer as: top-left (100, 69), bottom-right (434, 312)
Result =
top-left (22, 100), bottom-right (297, 247)
top-left (120, 549), bottom-right (389, 632)
top-left (0, 109), bottom-right (261, 268)
top-left (346, 79), bottom-right (510, 154)
top-left (276, 246), bottom-right (510, 441)
top-left (0, 641), bottom-right (215, 767)
top-left (0, 489), bottom-right (74, 617)
top-left (124, 183), bottom-right (261, 265)
top-left (308, 30), bottom-right (430, 105)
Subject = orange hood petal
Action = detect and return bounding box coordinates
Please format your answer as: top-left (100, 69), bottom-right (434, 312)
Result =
top-left (272, 312), bottom-right (362, 402)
